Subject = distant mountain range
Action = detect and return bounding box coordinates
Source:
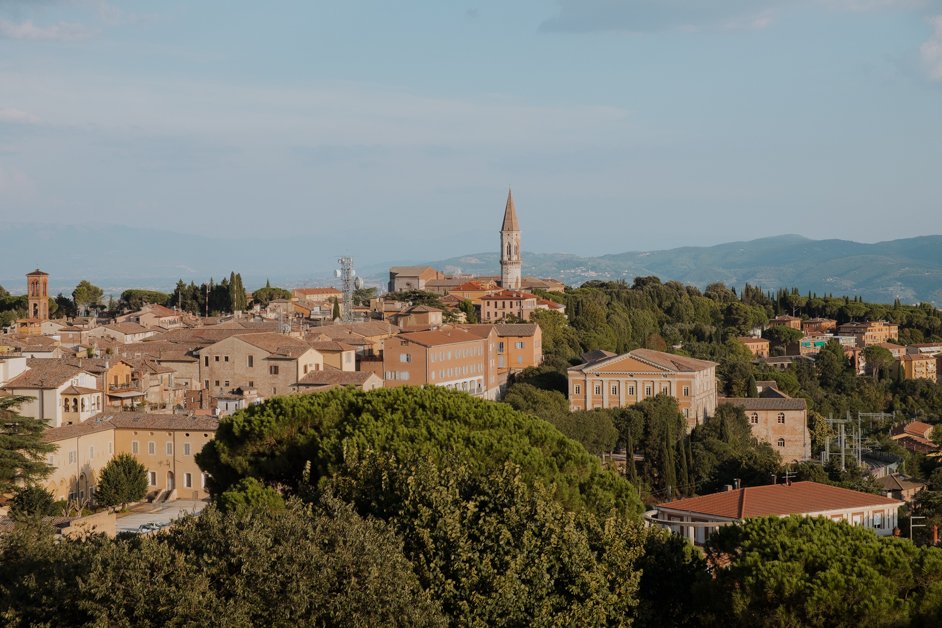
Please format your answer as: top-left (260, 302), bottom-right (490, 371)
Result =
top-left (1, 224), bottom-right (940, 305)
top-left (428, 235), bottom-right (942, 306)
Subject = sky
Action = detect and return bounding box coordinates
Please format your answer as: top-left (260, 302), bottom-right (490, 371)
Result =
top-left (1, 0), bottom-right (941, 261)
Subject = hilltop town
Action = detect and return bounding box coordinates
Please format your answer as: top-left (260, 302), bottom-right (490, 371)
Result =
top-left (4, 191), bottom-right (942, 624)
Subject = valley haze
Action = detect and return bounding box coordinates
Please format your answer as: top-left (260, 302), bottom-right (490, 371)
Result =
top-left (2, 223), bottom-right (940, 306)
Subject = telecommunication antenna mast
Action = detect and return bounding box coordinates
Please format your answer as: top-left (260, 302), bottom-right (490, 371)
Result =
top-left (336, 257), bottom-right (362, 322)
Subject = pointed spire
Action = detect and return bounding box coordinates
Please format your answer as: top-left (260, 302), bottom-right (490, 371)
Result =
top-left (501, 188), bottom-right (520, 231)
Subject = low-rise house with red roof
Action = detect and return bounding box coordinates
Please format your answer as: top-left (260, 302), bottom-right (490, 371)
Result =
top-left (567, 348), bottom-right (718, 429)
top-left (890, 420), bottom-right (939, 454)
top-left (647, 481), bottom-right (903, 545)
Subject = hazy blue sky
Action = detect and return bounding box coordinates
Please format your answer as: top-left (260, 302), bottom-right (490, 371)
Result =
top-left (2, 0), bottom-right (941, 260)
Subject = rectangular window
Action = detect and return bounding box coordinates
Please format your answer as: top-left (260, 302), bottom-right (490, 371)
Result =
top-left (594, 385), bottom-right (601, 395)
top-left (184, 473), bottom-right (192, 488)
top-left (204, 356), bottom-right (209, 367)
top-left (498, 342), bottom-right (505, 353)
top-left (224, 380), bottom-right (230, 387)
top-left (68, 450), bottom-right (76, 464)
top-left (148, 441), bottom-right (156, 455)
top-left (166, 442), bottom-right (173, 455)
top-left (645, 386), bottom-right (652, 396)
top-left (214, 355), bottom-right (219, 362)
top-left (270, 365), bottom-right (279, 375)
top-left (611, 384), bottom-right (618, 395)
top-left (515, 341), bottom-right (524, 349)
top-left (400, 353), bottom-right (411, 363)
top-left (628, 386), bottom-right (635, 395)
top-left (248, 355), bottom-right (254, 368)
top-left (132, 441), bottom-right (139, 454)
top-left (214, 380), bottom-right (220, 387)
top-left (683, 386), bottom-right (690, 396)
top-left (224, 355), bottom-right (229, 362)
top-left (574, 385), bottom-right (581, 394)
top-left (184, 442), bottom-right (191, 456)
top-left (204, 380), bottom-right (210, 389)
top-left (148, 471), bottom-right (157, 486)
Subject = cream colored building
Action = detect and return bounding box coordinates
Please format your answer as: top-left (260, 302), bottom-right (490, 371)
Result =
top-left (198, 333), bottom-right (324, 398)
top-left (899, 353), bottom-right (937, 383)
top-left (3, 360), bottom-right (103, 427)
top-left (647, 482), bottom-right (902, 546)
top-left (567, 349), bottom-right (718, 430)
top-left (43, 417), bottom-right (116, 502)
top-left (112, 412), bottom-right (218, 501)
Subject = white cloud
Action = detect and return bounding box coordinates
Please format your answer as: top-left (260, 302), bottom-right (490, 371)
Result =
top-left (922, 15), bottom-right (942, 80)
top-left (0, 107), bottom-right (40, 124)
top-left (0, 19), bottom-right (91, 41)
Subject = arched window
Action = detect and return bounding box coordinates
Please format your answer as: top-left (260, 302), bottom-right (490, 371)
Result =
top-left (750, 413), bottom-right (759, 424)
top-left (506, 243), bottom-right (511, 257)
top-left (63, 399), bottom-right (70, 412)
top-left (777, 438), bottom-right (785, 448)
top-left (81, 398), bottom-right (87, 412)
top-left (777, 412), bottom-right (785, 424)
top-left (72, 398), bottom-right (79, 412)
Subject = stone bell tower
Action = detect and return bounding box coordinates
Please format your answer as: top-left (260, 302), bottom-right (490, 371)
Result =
top-left (26, 268), bottom-right (49, 321)
top-left (499, 189), bottom-right (521, 290)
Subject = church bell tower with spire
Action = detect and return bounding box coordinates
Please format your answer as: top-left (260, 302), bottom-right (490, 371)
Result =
top-left (500, 189), bottom-right (522, 290)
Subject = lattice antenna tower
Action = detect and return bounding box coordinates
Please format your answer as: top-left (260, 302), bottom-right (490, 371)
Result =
top-left (336, 257), bottom-right (362, 322)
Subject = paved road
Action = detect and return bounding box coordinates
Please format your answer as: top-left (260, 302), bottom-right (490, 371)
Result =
top-left (116, 499), bottom-right (208, 534)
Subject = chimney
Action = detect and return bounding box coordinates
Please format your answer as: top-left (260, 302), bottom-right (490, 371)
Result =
top-left (734, 478), bottom-right (741, 490)
top-left (724, 484), bottom-right (733, 492)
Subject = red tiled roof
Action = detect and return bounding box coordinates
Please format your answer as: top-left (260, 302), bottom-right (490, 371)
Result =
top-left (659, 481), bottom-right (901, 519)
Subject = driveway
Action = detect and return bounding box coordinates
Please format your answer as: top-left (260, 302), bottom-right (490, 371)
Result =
top-left (116, 499), bottom-right (208, 534)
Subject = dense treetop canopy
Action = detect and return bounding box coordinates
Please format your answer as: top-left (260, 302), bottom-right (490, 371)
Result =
top-left (198, 386), bottom-right (642, 517)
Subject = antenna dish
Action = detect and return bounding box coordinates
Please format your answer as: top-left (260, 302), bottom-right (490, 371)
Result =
top-left (335, 270), bottom-right (342, 278)
top-left (354, 276), bottom-right (364, 289)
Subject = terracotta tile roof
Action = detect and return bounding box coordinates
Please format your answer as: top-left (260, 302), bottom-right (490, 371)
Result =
top-left (233, 333), bottom-right (313, 358)
top-left (43, 415), bottom-right (115, 442)
top-left (737, 336), bottom-right (769, 344)
top-left (310, 322), bottom-right (399, 339)
top-left (720, 397), bottom-right (807, 411)
top-left (903, 420), bottom-right (934, 437)
top-left (875, 474), bottom-right (925, 493)
top-left (106, 411), bottom-right (219, 431)
top-left (456, 324), bottom-right (497, 339)
top-left (293, 287), bottom-right (341, 296)
top-left (396, 327), bottom-right (481, 348)
top-left (389, 266), bottom-right (438, 275)
top-left (494, 324), bottom-right (539, 337)
top-left (660, 481), bottom-right (901, 519)
top-left (900, 354), bottom-right (937, 362)
top-left (481, 290), bottom-right (539, 301)
top-left (572, 348), bottom-right (716, 373)
top-left (296, 369), bottom-right (377, 387)
top-left (4, 361), bottom-right (84, 389)
top-left (452, 280), bottom-right (496, 291)
top-left (307, 340), bottom-right (355, 352)
top-left (402, 305), bottom-right (442, 314)
top-left (104, 322), bottom-right (151, 335)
